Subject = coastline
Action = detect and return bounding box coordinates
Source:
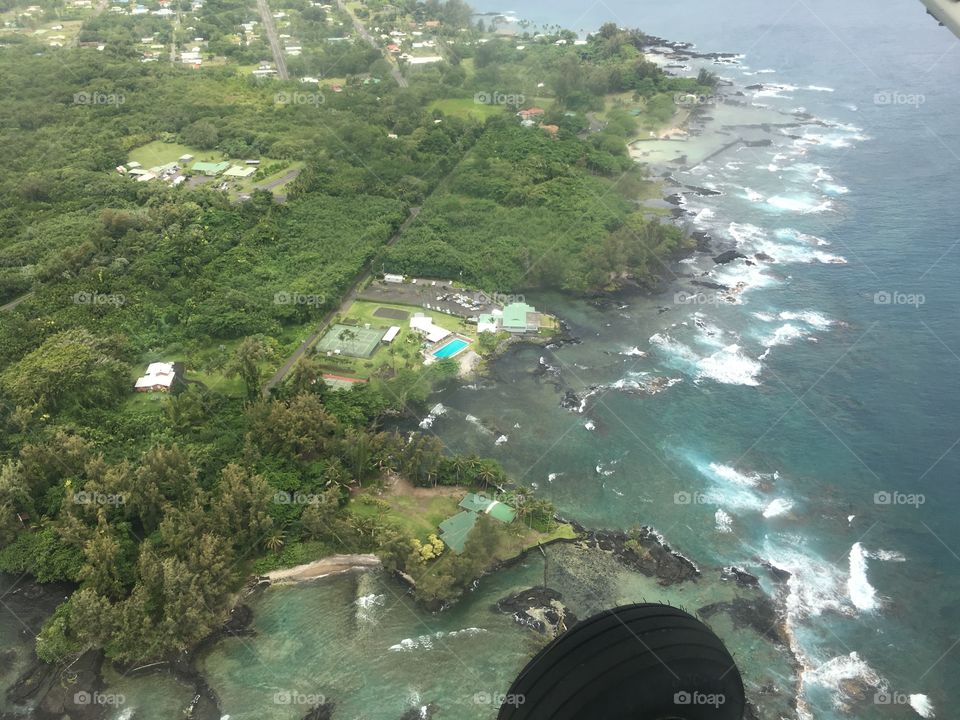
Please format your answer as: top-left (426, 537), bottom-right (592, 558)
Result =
top-left (263, 554), bottom-right (382, 584)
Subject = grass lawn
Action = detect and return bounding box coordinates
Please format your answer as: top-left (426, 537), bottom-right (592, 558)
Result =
top-left (128, 140), bottom-right (222, 169)
top-left (313, 299), bottom-right (477, 380)
top-left (348, 492), bottom-right (460, 541)
top-left (428, 97), bottom-right (510, 121)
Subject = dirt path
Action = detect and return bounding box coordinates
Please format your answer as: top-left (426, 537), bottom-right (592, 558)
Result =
top-left (0, 292), bottom-right (33, 312)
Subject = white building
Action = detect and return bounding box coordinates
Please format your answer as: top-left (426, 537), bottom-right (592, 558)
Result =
top-left (384, 273), bottom-right (404, 283)
top-left (382, 326), bottom-right (401, 343)
top-left (410, 314), bottom-right (451, 344)
top-left (134, 362), bottom-right (176, 392)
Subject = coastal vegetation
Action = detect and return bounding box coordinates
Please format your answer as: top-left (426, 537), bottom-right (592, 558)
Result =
top-left (0, 0), bottom-right (703, 679)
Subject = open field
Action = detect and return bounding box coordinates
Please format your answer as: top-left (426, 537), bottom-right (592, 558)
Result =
top-left (128, 140), bottom-right (223, 168)
top-left (428, 97), bottom-right (510, 120)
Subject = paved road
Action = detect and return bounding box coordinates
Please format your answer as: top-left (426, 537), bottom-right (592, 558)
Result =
top-left (257, 0), bottom-right (289, 80)
top-left (261, 206), bottom-right (421, 396)
top-left (255, 167), bottom-right (302, 192)
top-left (336, 0), bottom-right (408, 88)
top-left (0, 292), bottom-right (33, 313)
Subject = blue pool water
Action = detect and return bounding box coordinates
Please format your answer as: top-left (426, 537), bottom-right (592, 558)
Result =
top-left (432, 338), bottom-right (469, 359)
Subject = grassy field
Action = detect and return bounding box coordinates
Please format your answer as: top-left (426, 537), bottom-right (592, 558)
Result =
top-left (348, 491), bottom-right (461, 540)
top-left (128, 140), bottom-right (223, 168)
top-left (428, 97), bottom-right (511, 121)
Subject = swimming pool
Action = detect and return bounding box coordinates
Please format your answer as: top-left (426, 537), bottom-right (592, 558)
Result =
top-left (431, 338), bottom-right (469, 359)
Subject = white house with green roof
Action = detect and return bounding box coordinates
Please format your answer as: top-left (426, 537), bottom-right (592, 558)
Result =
top-left (501, 302), bottom-right (541, 333)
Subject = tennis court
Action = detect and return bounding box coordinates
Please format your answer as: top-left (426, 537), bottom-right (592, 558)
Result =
top-left (315, 324), bottom-right (385, 358)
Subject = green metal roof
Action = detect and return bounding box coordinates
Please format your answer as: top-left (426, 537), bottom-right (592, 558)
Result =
top-left (478, 313), bottom-right (495, 325)
top-left (438, 511), bottom-right (477, 554)
top-left (223, 165), bottom-right (256, 177)
top-left (458, 493), bottom-right (516, 523)
top-left (501, 302), bottom-right (536, 329)
top-left (459, 493), bottom-right (492, 512)
top-left (191, 160), bottom-right (230, 175)
top-left (487, 502), bottom-right (516, 523)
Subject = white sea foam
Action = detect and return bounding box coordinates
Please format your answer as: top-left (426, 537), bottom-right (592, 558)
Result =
top-left (774, 227), bottom-right (831, 246)
top-left (806, 84), bottom-right (835, 92)
top-left (821, 183), bottom-right (849, 195)
top-left (651, 335), bottom-right (763, 386)
top-left (356, 593), bottom-right (385, 623)
top-left (699, 344), bottom-right (763, 385)
top-left (848, 542), bottom-right (879, 611)
top-left (778, 310), bottom-right (833, 330)
top-left (712, 260), bottom-right (779, 294)
top-left (767, 194), bottom-right (833, 214)
top-left (464, 415), bottom-right (493, 435)
top-left (743, 187), bottom-right (764, 202)
top-left (761, 323), bottom-right (806, 348)
top-left (389, 628), bottom-right (487, 652)
top-left (867, 549), bottom-right (906, 562)
top-left (727, 221), bottom-right (766, 246)
top-left (707, 462), bottom-right (762, 487)
top-left (763, 498), bottom-right (794, 517)
top-left (622, 346), bottom-right (646, 357)
top-left (805, 651), bottom-right (884, 704)
top-left (754, 238), bottom-right (846, 264)
top-left (715, 508), bottom-right (734, 533)
top-left (910, 694), bottom-right (936, 718)
top-left (764, 542), bottom-right (850, 619)
top-left (752, 82), bottom-right (797, 98)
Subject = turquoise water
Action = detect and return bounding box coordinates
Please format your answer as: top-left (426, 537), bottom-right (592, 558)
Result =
top-left (433, 338), bottom-right (470, 358)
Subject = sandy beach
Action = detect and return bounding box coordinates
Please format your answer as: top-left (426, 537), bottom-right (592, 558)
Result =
top-left (265, 554), bottom-right (381, 584)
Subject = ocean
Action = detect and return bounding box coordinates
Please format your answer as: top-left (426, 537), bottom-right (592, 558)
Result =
top-left (3, 1), bottom-right (959, 718)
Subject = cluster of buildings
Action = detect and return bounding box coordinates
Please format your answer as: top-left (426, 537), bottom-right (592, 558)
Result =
top-left (116, 156), bottom-right (258, 185)
top-left (379, 23), bottom-right (443, 65)
top-left (517, 106), bottom-right (559, 137)
top-left (108, 0), bottom-right (175, 17)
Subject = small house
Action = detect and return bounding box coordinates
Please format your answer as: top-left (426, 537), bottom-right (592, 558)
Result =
top-left (134, 362), bottom-right (176, 392)
top-left (383, 273), bottom-right (404, 283)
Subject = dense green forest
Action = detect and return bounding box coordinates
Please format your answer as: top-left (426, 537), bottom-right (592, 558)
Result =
top-left (0, 3), bottom-right (701, 667)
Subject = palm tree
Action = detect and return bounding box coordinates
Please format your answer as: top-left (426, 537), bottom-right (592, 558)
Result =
top-left (475, 461), bottom-right (499, 491)
top-left (449, 456), bottom-right (469, 485)
top-left (265, 531), bottom-right (285, 553)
